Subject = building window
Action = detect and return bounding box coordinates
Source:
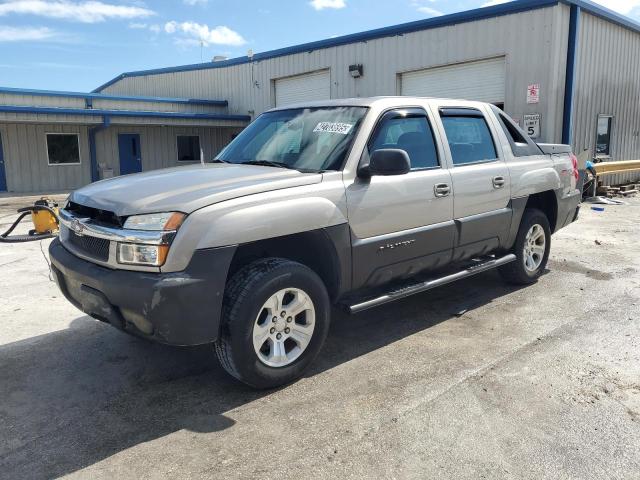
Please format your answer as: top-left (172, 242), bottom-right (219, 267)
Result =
top-left (595, 115), bottom-right (613, 157)
top-left (177, 135), bottom-right (201, 161)
top-left (46, 133), bottom-right (80, 165)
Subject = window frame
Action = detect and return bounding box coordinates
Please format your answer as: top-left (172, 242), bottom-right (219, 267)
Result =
top-left (364, 106), bottom-right (441, 172)
top-left (46, 132), bottom-right (81, 167)
top-left (439, 107), bottom-right (500, 167)
top-left (176, 134), bottom-right (202, 162)
top-left (595, 114), bottom-right (613, 159)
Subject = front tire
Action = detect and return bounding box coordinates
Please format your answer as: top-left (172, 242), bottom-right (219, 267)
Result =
top-left (499, 208), bottom-right (551, 285)
top-left (215, 258), bottom-right (330, 389)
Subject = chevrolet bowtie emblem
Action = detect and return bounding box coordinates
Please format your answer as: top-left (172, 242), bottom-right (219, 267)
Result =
top-left (70, 218), bottom-right (84, 236)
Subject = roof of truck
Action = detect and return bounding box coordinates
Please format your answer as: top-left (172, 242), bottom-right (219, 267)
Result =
top-left (266, 96), bottom-right (485, 112)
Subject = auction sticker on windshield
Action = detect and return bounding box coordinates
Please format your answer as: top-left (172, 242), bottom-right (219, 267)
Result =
top-left (313, 122), bottom-right (354, 134)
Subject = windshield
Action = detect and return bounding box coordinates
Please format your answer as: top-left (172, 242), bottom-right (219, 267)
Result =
top-left (216, 106), bottom-right (368, 172)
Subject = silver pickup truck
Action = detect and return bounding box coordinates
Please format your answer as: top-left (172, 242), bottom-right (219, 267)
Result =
top-left (49, 97), bottom-right (581, 388)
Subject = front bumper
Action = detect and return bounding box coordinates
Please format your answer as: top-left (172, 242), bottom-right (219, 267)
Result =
top-left (49, 238), bottom-right (236, 346)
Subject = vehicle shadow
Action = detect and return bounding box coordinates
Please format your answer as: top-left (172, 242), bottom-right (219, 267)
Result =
top-left (0, 270), bottom-right (524, 479)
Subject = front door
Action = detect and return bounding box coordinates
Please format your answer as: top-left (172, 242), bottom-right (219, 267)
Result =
top-left (118, 134), bottom-right (142, 175)
top-left (346, 107), bottom-right (454, 290)
top-left (434, 105), bottom-right (511, 261)
top-left (0, 131), bottom-right (7, 191)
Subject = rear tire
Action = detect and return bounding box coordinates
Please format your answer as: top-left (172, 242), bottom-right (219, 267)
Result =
top-left (214, 258), bottom-right (330, 389)
top-left (499, 208), bottom-right (551, 285)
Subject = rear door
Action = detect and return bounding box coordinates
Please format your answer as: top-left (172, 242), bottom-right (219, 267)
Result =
top-left (346, 106), bottom-right (454, 289)
top-left (118, 134), bottom-right (142, 175)
top-left (432, 105), bottom-right (511, 261)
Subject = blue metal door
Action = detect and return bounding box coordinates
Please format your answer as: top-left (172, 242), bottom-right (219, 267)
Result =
top-left (118, 134), bottom-right (142, 175)
top-left (0, 131), bottom-right (7, 191)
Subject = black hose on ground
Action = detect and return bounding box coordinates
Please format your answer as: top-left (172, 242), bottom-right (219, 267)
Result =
top-left (0, 205), bottom-right (59, 243)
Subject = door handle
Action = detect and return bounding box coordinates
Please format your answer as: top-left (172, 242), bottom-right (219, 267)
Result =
top-left (434, 183), bottom-right (451, 197)
top-left (492, 176), bottom-right (506, 188)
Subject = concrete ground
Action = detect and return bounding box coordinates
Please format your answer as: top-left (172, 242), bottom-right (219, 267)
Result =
top-left (1, 194), bottom-right (639, 480)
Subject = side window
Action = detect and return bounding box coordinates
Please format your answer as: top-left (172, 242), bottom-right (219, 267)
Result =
top-left (369, 112), bottom-right (439, 169)
top-left (595, 115), bottom-right (613, 157)
top-left (491, 106), bottom-right (543, 157)
top-left (440, 109), bottom-right (498, 165)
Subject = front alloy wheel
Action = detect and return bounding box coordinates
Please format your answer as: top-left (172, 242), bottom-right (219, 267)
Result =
top-left (253, 288), bottom-right (316, 367)
top-left (215, 258), bottom-right (330, 389)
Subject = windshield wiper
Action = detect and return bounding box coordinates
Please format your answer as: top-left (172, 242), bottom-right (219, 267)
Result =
top-left (210, 158), bottom-right (228, 164)
top-left (242, 160), bottom-right (295, 170)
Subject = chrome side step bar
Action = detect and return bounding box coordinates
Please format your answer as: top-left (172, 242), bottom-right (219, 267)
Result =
top-left (348, 254), bottom-right (516, 314)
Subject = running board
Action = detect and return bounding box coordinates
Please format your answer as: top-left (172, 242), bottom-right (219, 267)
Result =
top-left (348, 254), bottom-right (516, 314)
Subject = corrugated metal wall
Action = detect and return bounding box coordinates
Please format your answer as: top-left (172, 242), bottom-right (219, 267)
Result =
top-left (95, 125), bottom-right (243, 176)
top-left (0, 122), bottom-right (242, 192)
top-left (573, 11), bottom-right (640, 161)
top-left (101, 5), bottom-right (570, 143)
top-left (0, 123), bottom-right (91, 192)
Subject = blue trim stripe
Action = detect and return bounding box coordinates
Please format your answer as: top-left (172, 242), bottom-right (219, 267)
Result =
top-left (562, 4), bottom-right (580, 145)
top-left (93, 0), bottom-right (640, 93)
top-left (93, 0), bottom-right (559, 92)
top-left (0, 86), bottom-right (227, 107)
top-left (0, 105), bottom-right (250, 122)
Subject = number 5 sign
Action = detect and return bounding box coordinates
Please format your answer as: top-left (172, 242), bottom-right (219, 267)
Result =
top-left (523, 113), bottom-right (541, 139)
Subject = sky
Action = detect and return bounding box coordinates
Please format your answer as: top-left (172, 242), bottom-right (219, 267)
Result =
top-left (0, 0), bottom-right (638, 92)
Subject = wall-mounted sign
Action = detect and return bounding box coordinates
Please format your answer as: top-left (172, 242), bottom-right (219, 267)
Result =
top-left (523, 113), bottom-right (541, 138)
top-left (527, 84), bottom-right (540, 104)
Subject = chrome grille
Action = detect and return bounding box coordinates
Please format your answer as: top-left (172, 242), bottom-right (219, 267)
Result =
top-left (68, 231), bottom-right (110, 262)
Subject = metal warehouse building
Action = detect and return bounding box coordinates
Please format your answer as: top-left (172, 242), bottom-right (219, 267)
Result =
top-left (1, 0), bottom-right (640, 193)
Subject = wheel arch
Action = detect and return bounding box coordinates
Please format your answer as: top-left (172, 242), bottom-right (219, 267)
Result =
top-left (525, 190), bottom-right (559, 233)
top-left (227, 224), bottom-right (352, 303)
top-left (506, 190), bottom-right (559, 249)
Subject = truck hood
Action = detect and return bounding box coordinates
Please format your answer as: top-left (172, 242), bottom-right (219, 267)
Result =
top-left (70, 164), bottom-right (322, 217)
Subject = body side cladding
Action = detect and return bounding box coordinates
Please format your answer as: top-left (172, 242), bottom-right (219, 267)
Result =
top-left (351, 220), bottom-right (455, 290)
top-left (506, 197), bottom-right (529, 249)
top-left (452, 207), bottom-right (512, 262)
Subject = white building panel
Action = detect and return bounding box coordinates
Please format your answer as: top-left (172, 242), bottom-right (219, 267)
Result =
top-left (400, 57), bottom-right (506, 104)
top-left (275, 70), bottom-right (331, 107)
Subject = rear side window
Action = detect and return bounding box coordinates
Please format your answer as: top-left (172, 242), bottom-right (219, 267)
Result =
top-left (369, 112), bottom-right (439, 169)
top-left (491, 105), bottom-right (543, 157)
top-left (440, 111), bottom-right (497, 165)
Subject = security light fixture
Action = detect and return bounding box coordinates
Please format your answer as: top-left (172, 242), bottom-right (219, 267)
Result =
top-left (349, 64), bottom-right (363, 78)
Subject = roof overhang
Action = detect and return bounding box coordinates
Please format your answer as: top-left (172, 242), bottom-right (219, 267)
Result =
top-left (0, 105), bottom-right (250, 127)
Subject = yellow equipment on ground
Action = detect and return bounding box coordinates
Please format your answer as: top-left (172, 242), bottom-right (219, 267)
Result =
top-left (30, 198), bottom-right (60, 234)
top-left (0, 198), bottom-right (59, 243)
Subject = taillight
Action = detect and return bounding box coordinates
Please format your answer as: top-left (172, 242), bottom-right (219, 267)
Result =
top-left (570, 153), bottom-right (579, 181)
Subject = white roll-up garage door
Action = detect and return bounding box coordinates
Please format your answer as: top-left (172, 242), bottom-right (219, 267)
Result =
top-left (275, 70), bottom-right (331, 107)
top-left (400, 57), bottom-right (506, 104)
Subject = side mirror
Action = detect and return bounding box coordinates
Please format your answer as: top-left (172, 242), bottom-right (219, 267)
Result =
top-left (362, 149), bottom-right (411, 177)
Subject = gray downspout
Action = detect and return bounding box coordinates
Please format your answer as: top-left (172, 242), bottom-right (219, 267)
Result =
top-left (88, 116), bottom-right (110, 183)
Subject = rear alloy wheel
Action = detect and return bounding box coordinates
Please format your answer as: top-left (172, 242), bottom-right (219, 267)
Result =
top-left (215, 258), bottom-right (330, 389)
top-left (499, 208), bottom-right (551, 285)
top-left (523, 224), bottom-right (546, 273)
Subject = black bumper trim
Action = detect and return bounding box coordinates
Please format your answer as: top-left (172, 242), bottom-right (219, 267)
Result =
top-left (49, 238), bottom-right (236, 346)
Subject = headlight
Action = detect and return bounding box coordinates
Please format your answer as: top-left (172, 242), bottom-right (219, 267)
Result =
top-left (123, 212), bottom-right (186, 231)
top-left (117, 243), bottom-right (169, 266)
